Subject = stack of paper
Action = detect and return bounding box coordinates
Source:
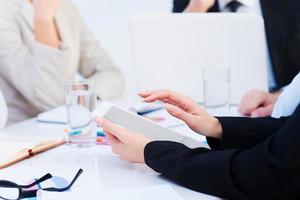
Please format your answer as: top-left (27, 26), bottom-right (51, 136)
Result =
top-left (38, 185), bottom-right (184, 200)
top-left (36, 106), bottom-right (67, 124)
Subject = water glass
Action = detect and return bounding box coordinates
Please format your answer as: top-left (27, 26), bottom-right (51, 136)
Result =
top-left (65, 80), bottom-right (96, 148)
top-left (203, 67), bottom-right (231, 114)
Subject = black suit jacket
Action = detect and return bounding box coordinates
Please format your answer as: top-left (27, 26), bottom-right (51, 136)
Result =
top-left (173, 0), bottom-right (300, 90)
top-left (144, 104), bottom-right (300, 200)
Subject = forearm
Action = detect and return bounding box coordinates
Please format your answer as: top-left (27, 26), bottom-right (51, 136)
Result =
top-left (184, 4), bottom-right (206, 12)
top-left (34, 14), bottom-right (60, 49)
top-left (0, 32), bottom-right (70, 111)
top-left (144, 127), bottom-right (300, 200)
top-left (184, 0), bottom-right (214, 13)
top-left (0, 1), bottom-right (71, 111)
top-left (207, 116), bottom-right (288, 149)
top-left (2, 44), bottom-right (70, 111)
top-left (144, 141), bottom-right (245, 199)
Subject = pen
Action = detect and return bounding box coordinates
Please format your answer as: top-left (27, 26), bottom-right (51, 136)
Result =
top-left (137, 107), bottom-right (163, 116)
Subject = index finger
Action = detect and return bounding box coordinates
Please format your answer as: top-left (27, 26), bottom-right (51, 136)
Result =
top-left (144, 91), bottom-right (189, 107)
top-left (105, 131), bottom-right (120, 146)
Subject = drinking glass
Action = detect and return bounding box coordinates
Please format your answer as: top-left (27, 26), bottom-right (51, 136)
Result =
top-left (203, 67), bottom-right (231, 115)
top-left (65, 80), bottom-right (96, 148)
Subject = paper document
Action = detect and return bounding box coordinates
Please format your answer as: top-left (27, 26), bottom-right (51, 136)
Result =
top-left (38, 185), bottom-right (183, 200)
top-left (37, 106), bottom-right (67, 124)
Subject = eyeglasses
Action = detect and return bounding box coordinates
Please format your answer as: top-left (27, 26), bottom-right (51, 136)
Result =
top-left (0, 169), bottom-right (83, 200)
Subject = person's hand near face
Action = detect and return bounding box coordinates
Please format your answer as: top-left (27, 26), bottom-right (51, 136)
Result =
top-left (185, 0), bottom-right (215, 12)
top-left (32, 0), bottom-right (62, 48)
top-left (139, 90), bottom-right (222, 139)
top-left (32, 0), bottom-right (62, 19)
top-left (239, 90), bottom-right (281, 117)
top-left (94, 117), bottom-right (152, 163)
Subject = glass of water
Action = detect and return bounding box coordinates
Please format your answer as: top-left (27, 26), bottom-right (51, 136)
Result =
top-left (203, 67), bottom-right (231, 115)
top-left (65, 79), bottom-right (96, 148)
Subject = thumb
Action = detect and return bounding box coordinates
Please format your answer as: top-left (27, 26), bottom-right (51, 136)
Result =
top-left (250, 104), bottom-right (274, 117)
top-left (94, 117), bottom-right (124, 139)
top-left (105, 131), bottom-right (120, 145)
top-left (165, 103), bottom-right (194, 124)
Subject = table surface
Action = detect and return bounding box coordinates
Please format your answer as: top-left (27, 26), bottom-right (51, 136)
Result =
top-left (0, 96), bottom-right (238, 200)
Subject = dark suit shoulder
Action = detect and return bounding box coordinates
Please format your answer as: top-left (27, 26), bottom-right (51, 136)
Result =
top-left (173, 0), bottom-right (190, 12)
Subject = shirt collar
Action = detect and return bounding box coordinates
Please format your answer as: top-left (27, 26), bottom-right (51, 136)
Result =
top-left (218, 0), bottom-right (256, 11)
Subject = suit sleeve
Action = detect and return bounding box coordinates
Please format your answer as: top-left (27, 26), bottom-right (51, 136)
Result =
top-left (207, 116), bottom-right (288, 149)
top-left (173, 0), bottom-right (190, 12)
top-left (144, 106), bottom-right (300, 199)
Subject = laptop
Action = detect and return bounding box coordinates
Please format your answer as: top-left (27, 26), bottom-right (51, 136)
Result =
top-left (129, 13), bottom-right (268, 103)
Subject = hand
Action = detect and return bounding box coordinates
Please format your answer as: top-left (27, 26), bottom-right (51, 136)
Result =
top-left (139, 90), bottom-right (222, 139)
top-left (185, 0), bottom-right (215, 12)
top-left (239, 90), bottom-right (280, 117)
top-left (94, 117), bottom-right (152, 163)
top-left (32, 0), bottom-right (62, 19)
top-left (32, 0), bottom-right (62, 48)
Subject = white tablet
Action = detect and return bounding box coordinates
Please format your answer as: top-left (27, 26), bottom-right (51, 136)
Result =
top-left (92, 101), bottom-right (203, 148)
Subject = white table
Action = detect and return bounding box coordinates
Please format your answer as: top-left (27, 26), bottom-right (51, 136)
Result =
top-left (0, 119), bottom-right (221, 200)
top-left (0, 95), bottom-right (239, 199)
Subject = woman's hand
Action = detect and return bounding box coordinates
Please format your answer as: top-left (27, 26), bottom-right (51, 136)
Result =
top-left (139, 90), bottom-right (222, 139)
top-left (32, 0), bottom-right (62, 19)
top-left (185, 0), bottom-right (215, 13)
top-left (94, 117), bottom-right (152, 163)
top-left (32, 0), bottom-right (62, 48)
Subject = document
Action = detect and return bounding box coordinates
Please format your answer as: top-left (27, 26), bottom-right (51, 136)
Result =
top-left (38, 185), bottom-right (184, 200)
top-left (36, 106), bottom-right (67, 124)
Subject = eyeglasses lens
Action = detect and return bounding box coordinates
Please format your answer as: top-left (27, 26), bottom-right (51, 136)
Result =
top-left (0, 187), bottom-right (19, 200)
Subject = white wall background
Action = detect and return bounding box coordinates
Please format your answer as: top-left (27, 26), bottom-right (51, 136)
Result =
top-left (72, 0), bottom-right (173, 91)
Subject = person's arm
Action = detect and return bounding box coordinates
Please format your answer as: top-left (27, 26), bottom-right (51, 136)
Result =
top-left (207, 116), bottom-right (288, 149)
top-left (33, 0), bottom-right (61, 49)
top-left (173, 0), bottom-right (215, 13)
top-left (239, 90), bottom-right (280, 117)
top-left (144, 106), bottom-right (300, 199)
top-left (73, 5), bottom-right (124, 100)
top-left (0, 3), bottom-right (70, 112)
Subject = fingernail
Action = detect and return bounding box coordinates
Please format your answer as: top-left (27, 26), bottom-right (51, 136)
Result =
top-left (251, 113), bottom-right (258, 117)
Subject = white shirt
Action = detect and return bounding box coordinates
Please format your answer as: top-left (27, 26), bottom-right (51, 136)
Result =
top-left (0, 89), bottom-right (7, 129)
top-left (272, 72), bottom-right (300, 118)
top-left (218, 0), bottom-right (277, 90)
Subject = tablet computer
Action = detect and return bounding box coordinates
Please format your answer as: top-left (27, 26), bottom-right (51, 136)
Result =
top-left (92, 101), bottom-right (203, 148)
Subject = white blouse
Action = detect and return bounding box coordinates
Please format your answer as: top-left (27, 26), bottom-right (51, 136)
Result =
top-left (272, 72), bottom-right (300, 118)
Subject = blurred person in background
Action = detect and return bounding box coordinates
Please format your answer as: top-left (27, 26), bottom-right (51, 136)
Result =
top-left (0, 0), bottom-right (124, 124)
top-left (173, 0), bottom-right (300, 117)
